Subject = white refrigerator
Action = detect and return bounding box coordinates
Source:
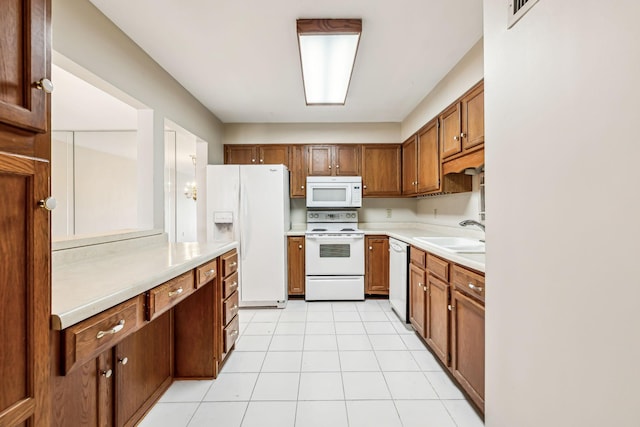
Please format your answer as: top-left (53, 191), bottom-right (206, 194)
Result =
top-left (206, 164), bottom-right (290, 307)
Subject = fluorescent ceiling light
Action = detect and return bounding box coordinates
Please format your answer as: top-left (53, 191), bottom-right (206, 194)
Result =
top-left (297, 19), bottom-right (362, 105)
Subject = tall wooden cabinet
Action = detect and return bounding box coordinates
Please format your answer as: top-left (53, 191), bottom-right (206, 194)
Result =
top-left (401, 136), bottom-right (417, 195)
top-left (0, 0), bottom-right (51, 425)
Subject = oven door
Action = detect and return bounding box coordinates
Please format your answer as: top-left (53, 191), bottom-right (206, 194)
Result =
top-left (306, 183), bottom-right (352, 208)
top-left (305, 234), bottom-right (365, 275)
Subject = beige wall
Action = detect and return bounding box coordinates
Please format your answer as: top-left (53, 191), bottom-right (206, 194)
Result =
top-left (484, 1), bottom-right (640, 426)
top-left (401, 39), bottom-right (484, 141)
top-left (223, 122), bottom-right (401, 145)
top-left (52, 0), bottom-right (225, 229)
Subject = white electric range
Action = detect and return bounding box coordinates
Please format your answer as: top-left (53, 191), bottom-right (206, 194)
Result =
top-left (305, 210), bottom-right (365, 301)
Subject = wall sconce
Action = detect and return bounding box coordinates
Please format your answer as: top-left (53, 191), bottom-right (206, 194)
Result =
top-left (184, 154), bottom-right (197, 201)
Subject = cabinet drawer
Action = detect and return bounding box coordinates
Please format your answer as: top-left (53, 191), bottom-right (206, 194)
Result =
top-left (223, 316), bottom-right (240, 354)
top-left (410, 246), bottom-right (426, 268)
top-left (224, 291), bottom-right (239, 326)
top-left (452, 265), bottom-right (485, 302)
top-left (221, 250), bottom-right (238, 277)
top-left (427, 254), bottom-right (449, 282)
top-left (63, 296), bottom-right (143, 374)
top-left (146, 271), bottom-right (195, 321)
top-left (223, 271), bottom-right (239, 299)
top-left (196, 258), bottom-right (217, 288)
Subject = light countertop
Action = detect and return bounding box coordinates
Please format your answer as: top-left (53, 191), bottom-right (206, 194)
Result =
top-left (287, 223), bottom-right (485, 273)
top-left (52, 240), bottom-right (238, 330)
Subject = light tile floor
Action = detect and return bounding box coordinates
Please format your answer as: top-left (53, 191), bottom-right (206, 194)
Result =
top-left (139, 299), bottom-right (484, 427)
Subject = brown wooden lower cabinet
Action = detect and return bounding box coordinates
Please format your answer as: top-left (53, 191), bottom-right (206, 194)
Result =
top-left (52, 311), bottom-right (173, 427)
top-left (409, 261), bottom-right (427, 337)
top-left (451, 288), bottom-right (485, 412)
top-left (408, 246), bottom-right (485, 414)
top-left (287, 236), bottom-right (305, 295)
top-left (365, 235), bottom-right (389, 295)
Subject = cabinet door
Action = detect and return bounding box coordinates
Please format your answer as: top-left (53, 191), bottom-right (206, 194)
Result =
top-left (307, 145), bottom-right (332, 176)
top-left (52, 350), bottom-right (114, 427)
top-left (289, 145), bottom-right (307, 198)
top-left (425, 274), bottom-right (449, 366)
top-left (361, 145), bottom-right (401, 197)
top-left (416, 119), bottom-right (440, 193)
top-left (258, 145), bottom-right (289, 166)
top-left (402, 136), bottom-right (417, 195)
top-left (461, 82), bottom-right (484, 151)
top-left (439, 103), bottom-right (461, 159)
top-left (225, 145), bottom-right (256, 164)
top-left (409, 263), bottom-right (426, 337)
top-left (115, 311), bottom-right (172, 427)
top-left (287, 236), bottom-right (305, 295)
top-left (0, 153), bottom-right (49, 426)
top-left (334, 145), bottom-right (360, 176)
top-left (451, 290), bottom-right (485, 412)
top-left (365, 236), bottom-right (389, 295)
top-left (0, 0), bottom-right (48, 133)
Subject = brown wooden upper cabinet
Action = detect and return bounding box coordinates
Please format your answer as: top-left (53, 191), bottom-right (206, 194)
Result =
top-left (361, 144), bottom-right (401, 197)
top-left (402, 119), bottom-right (440, 195)
top-left (439, 81), bottom-right (484, 161)
top-left (402, 135), bottom-right (417, 196)
top-left (307, 144), bottom-right (360, 176)
top-left (224, 144), bottom-right (290, 166)
top-left (289, 145), bottom-right (307, 198)
top-left (0, 0), bottom-right (49, 133)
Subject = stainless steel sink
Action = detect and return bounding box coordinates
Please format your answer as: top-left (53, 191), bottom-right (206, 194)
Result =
top-left (414, 236), bottom-right (485, 254)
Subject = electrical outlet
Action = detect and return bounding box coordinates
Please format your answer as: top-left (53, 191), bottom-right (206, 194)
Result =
top-left (386, 208), bottom-right (392, 218)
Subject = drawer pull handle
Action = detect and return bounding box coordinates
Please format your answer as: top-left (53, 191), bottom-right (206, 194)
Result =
top-left (230, 281), bottom-right (238, 289)
top-left (168, 287), bottom-right (184, 297)
top-left (101, 369), bottom-right (113, 378)
top-left (204, 269), bottom-right (215, 277)
top-left (448, 304), bottom-right (455, 311)
top-left (229, 261), bottom-right (238, 268)
top-left (230, 330), bottom-right (239, 337)
top-left (118, 357), bottom-right (128, 365)
top-left (231, 304), bottom-right (239, 311)
top-left (96, 320), bottom-right (125, 339)
top-left (468, 283), bottom-right (484, 293)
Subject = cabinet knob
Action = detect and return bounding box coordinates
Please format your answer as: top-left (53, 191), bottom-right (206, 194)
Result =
top-left (251, 159), bottom-right (256, 163)
top-left (448, 304), bottom-right (455, 311)
top-left (298, 244), bottom-right (303, 249)
top-left (418, 282), bottom-right (423, 287)
top-left (260, 159), bottom-right (264, 163)
top-left (363, 185), bottom-right (367, 189)
top-left (453, 135), bottom-right (460, 141)
top-left (336, 164), bottom-right (340, 168)
top-left (328, 165), bottom-right (332, 169)
top-left (369, 246), bottom-right (373, 250)
top-left (460, 132), bottom-right (467, 138)
top-left (301, 185), bottom-right (304, 189)
top-left (118, 357), bottom-right (128, 365)
top-left (38, 196), bottom-right (57, 211)
top-left (35, 78), bottom-right (54, 93)
top-left (101, 369), bottom-right (113, 378)
top-left (468, 283), bottom-right (484, 293)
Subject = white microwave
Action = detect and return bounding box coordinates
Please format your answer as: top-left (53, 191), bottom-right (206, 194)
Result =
top-left (306, 176), bottom-right (362, 208)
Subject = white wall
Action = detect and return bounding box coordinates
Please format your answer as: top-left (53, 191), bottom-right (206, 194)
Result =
top-left (484, 1), bottom-right (640, 426)
top-left (223, 122), bottom-right (401, 145)
top-left (52, 0), bottom-right (225, 230)
top-left (415, 175), bottom-right (482, 228)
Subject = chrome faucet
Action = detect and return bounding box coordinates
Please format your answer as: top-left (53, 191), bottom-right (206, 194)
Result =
top-left (459, 219), bottom-right (485, 232)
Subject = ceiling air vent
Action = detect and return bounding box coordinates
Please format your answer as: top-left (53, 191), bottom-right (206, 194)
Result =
top-left (507, 0), bottom-right (539, 29)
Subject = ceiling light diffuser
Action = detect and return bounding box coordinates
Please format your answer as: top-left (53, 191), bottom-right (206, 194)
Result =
top-left (297, 19), bottom-right (362, 105)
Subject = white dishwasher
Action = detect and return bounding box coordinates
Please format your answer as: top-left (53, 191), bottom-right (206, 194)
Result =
top-left (388, 238), bottom-right (409, 323)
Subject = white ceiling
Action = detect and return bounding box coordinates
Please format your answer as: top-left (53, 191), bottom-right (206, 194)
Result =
top-left (88, 0), bottom-right (483, 124)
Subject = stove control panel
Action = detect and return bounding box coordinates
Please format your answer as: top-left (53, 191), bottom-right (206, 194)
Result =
top-left (307, 210), bottom-right (358, 223)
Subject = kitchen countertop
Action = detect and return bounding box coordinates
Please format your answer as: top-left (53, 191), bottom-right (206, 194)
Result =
top-left (52, 240), bottom-right (238, 330)
top-left (287, 223), bottom-right (485, 273)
